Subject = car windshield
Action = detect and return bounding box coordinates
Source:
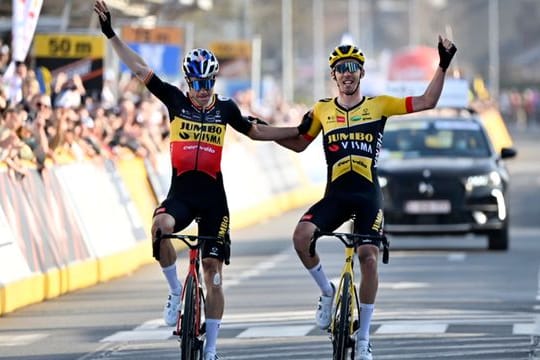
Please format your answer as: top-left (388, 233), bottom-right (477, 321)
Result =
top-left (382, 119), bottom-right (491, 159)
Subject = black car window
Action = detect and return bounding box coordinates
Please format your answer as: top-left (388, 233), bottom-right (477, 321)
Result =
top-left (383, 121), bottom-right (491, 158)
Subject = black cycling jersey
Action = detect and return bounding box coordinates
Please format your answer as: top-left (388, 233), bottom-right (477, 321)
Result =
top-left (145, 72), bottom-right (253, 185)
top-left (146, 72), bottom-right (252, 262)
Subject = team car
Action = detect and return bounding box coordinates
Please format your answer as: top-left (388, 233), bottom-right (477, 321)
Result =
top-left (378, 108), bottom-right (517, 250)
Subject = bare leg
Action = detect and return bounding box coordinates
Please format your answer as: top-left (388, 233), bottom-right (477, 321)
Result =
top-left (152, 213), bottom-right (177, 267)
top-left (357, 244), bottom-right (379, 303)
top-left (293, 221), bottom-right (319, 269)
top-left (357, 244), bottom-right (379, 342)
top-left (203, 257), bottom-right (224, 318)
top-left (202, 257), bottom-right (224, 355)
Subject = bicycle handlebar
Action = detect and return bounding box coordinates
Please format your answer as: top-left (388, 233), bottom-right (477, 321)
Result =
top-left (152, 231), bottom-right (222, 261)
top-left (309, 230), bottom-right (390, 264)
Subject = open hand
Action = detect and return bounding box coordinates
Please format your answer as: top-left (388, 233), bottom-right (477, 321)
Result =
top-left (94, 1), bottom-right (116, 39)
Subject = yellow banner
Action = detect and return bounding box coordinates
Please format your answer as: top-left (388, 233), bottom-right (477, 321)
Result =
top-left (33, 34), bottom-right (105, 58)
top-left (209, 40), bottom-right (252, 60)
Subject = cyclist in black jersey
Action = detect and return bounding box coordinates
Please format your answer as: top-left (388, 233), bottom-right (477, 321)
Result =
top-left (94, 2), bottom-right (301, 359)
top-left (276, 37), bottom-right (456, 360)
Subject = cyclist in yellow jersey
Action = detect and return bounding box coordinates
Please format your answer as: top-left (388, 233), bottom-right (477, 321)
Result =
top-left (277, 36), bottom-right (457, 360)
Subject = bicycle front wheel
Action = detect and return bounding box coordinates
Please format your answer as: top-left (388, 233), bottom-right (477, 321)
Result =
top-left (181, 275), bottom-right (200, 360)
top-left (333, 272), bottom-right (352, 360)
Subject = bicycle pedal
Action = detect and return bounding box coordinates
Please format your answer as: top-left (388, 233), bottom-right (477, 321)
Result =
top-left (172, 330), bottom-right (179, 336)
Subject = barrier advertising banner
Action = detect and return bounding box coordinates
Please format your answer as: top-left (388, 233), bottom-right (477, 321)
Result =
top-left (0, 206), bottom-right (32, 284)
top-left (0, 170), bottom-right (57, 272)
top-left (53, 160), bottom-right (139, 257)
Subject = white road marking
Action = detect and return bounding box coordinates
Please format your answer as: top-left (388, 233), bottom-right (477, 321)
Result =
top-left (513, 323), bottom-right (540, 335)
top-left (448, 252), bottom-right (466, 261)
top-left (536, 265), bottom-right (540, 301)
top-left (223, 310), bottom-right (313, 324)
top-left (0, 333), bottom-right (48, 346)
top-left (134, 318), bottom-right (164, 330)
top-left (224, 250), bottom-right (291, 288)
top-left (237, 325), bottom-right (313, 338)
top-left (97, 308), bottom-right (538, 343)
top-left (100, 329), bottom-right (173, 342)
top-left (382, 282), bottom-right (430, 289)
top-left (377, 323), bottom-right (448, 334)
top-left (332, 277), bottom-right (431, 290)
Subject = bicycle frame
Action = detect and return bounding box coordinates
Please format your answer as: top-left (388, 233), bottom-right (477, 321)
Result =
top-left (310, 230), bottom-right (388, 360)
top-left (178, 241), bottom-right (203, 337)
top-left (333, 242), bottom-right (359, 338)
top-left (156, 233), bottom-right (218, 360)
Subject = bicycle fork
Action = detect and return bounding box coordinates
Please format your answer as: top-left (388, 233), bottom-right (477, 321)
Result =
top-left (332, 246), bottom-right (360, 347)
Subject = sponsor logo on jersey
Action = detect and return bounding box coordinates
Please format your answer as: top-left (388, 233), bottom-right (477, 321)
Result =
top-left (328, 144), bottom-right (340, 152)
top-left (328, 132), bottom-right (374, 143)
top-left (371, 209), bottom-right (384, 232)
top-left (173, 119), bottom-right (226, 146)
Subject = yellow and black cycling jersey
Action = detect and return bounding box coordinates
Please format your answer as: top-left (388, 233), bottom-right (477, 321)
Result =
top-left (144, 72), bottom-right (252, 182)
top-left (301, 95), bottom-right (413, 192)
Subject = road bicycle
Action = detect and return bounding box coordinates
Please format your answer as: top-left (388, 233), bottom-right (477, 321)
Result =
top-left (309, 227), bottom-right (389, 360)
top-left (154, 231), bottom-right (219, 360)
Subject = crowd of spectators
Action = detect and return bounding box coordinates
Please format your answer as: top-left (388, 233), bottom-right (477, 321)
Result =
top-left (0, 38), bottom-right (309, 180)
top-left (0, 53), bottom-right (170, 179)
top-left (499, 88), bottom-right (540, 129)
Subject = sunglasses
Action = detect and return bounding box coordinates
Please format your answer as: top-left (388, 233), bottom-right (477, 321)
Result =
top-left (189, 78), bottom-right (215, 91)
top-left (334, 61), bottom-right (362, 74)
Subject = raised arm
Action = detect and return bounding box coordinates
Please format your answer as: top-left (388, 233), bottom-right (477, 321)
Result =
top-left (411, 35), bottom-right (457, 112)
top-left (94, 1), bottom-right (152, 81)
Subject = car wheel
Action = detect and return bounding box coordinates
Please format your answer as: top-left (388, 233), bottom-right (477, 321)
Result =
top-left (488, 226), bottom-right (509, 251)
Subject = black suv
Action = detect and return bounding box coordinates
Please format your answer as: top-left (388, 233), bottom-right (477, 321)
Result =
top-left (378, 109), bottom-right (517, 250)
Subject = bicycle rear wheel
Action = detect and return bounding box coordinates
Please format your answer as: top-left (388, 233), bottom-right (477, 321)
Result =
top-left (181, 275), bottom-right (202, 360)
top-left (333, 272), bottom-right (352, 360)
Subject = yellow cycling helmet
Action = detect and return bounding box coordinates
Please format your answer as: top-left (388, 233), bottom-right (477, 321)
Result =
top-left (328, 45), bottom-right (365, 68)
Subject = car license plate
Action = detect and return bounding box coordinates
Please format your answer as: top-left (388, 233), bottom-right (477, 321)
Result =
top-left (404, 200), bottom-right (451, 214)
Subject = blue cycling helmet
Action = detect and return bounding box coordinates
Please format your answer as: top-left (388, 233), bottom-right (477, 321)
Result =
top-left (182, 48), bottom-right (220, 78)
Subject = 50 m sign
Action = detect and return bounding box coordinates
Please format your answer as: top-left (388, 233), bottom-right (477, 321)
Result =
top-left (33, 34), bottom-right (104, 59)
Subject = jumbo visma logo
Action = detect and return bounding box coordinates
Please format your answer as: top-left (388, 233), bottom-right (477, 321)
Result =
top-left (327, 132), bottom-right (374, 143)
top-left (170, 118), bottom-right (225, 146)
top-left (326, 131), bottom-right (375, 154)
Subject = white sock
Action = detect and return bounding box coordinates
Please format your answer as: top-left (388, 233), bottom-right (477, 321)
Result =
top-left (162, 263), bottom-right (181, 295)
top-left (358, 303), bottom-right (374, 342)
top-left (204, 318), bottom-right (221, 355)
top-left (308, 263), bottom-right (333, 296)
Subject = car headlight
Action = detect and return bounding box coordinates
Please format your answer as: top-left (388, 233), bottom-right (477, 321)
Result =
top-left (378, 176), bottom-right (388, 188)
top-left (465, 171), bottom-right (501, 191)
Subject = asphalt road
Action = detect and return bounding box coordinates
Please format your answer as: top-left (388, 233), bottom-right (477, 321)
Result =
top-left (1, 126), bottom-right (539, 360)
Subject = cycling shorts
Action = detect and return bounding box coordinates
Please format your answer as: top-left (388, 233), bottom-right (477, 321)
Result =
top-left (153, 171), bottom-right (231, 264)
top-left (299, 189), bottom-right (384, 240)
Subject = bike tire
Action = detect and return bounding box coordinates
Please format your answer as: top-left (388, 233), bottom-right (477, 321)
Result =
top-left (181, 275), bottom-right (198, 360)
top-left (333, 272), bottom-right (352, 360)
